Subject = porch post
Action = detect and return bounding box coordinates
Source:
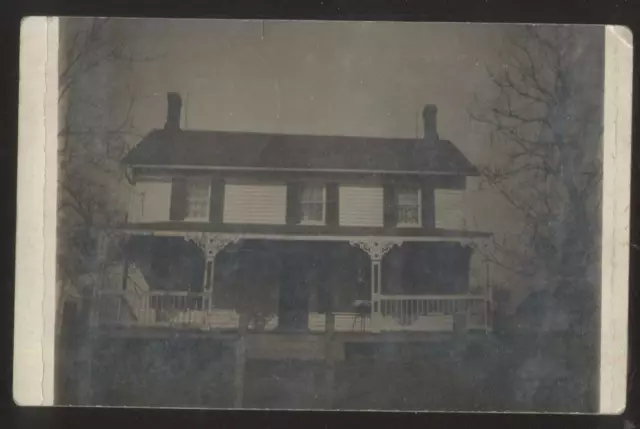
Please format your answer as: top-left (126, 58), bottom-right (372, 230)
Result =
top-left (324, 273), bottom-right (336, 408)
top-left (349, 239), bottom-right (402, 333)
top-left (184, 233), bottom-right (241, 311)
top-left (485, 262), bottom-right (491, 332)
top-left (234, 314), bottom-right (248, 408)
top-left (121, 235), bottom-right (130, 292)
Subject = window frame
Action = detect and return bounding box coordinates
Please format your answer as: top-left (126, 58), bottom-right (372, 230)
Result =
top-left (395, 187), bottom-right (422, 228)
top-left (184, 176), bottom-right (211, 222)
top-left (299, 183), bottom-right (326, 226)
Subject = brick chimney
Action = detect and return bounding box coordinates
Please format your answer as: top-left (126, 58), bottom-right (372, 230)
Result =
top-left (422, 104), bottom-right (439, 142)
top-left (164, 92), bottom-right (182, 130)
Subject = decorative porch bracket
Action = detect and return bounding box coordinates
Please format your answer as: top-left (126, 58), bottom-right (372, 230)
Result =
top-left (184, 233), bottom-right (241, 300)
top-left (349, 238), bottom-right (403, 333)
top-left (184, 232), bottom-right (241, 258)
top-left (348, 238), bottom-right (403, 262)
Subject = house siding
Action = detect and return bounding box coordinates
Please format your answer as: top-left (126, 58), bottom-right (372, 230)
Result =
top-left (126, 172), bottom-right (472, 233)
top-left (339, 185), bottom-right (384, 227)
top-left (434, 189), bottom-right (464, 230)
top-left (223, 183), bottom-right (287, 225)
top-left (128, 180), bottom-right (172, 223)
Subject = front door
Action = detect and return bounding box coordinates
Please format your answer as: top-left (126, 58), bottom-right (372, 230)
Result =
top-left (278, 250), bottom-right (311, 331)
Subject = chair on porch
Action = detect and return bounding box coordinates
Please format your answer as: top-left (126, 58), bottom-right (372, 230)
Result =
top-left (351, 300), bottom-right (371, 332)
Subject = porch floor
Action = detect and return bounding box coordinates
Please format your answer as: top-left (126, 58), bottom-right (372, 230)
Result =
top-left (92, 326), bottom-right (492, 361)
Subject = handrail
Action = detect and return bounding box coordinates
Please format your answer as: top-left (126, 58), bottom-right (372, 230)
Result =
top-left (97, 289), bottom-right (210, 297)
top-left (122, 277), bottom-right (145, 321)
top-left (146, 291), bottom-right (210, 297)
top-left (379, 294), bottom-right (487, 301)
top-left (127, 278), bottom-right (144, 297)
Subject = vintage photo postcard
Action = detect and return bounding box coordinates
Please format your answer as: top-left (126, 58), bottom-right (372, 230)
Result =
top-left (14, 17), bottom-right (632, 413)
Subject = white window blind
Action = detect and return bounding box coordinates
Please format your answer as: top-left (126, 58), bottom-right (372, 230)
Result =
top-left (223, 183), bottom-right (287, 224)
top-left (434, 189), bottom-right (464, 230)
top-left (339, 186), bottom-right (384, 227)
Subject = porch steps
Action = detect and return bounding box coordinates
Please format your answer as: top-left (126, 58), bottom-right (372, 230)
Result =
top-left (244, 333), bottom-right (339, 361)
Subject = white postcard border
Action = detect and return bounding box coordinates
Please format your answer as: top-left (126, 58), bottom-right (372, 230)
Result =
top-left (600, 24), bottom-right (633, 415)
top-left (11, 18), bottom-right (634, 412)
top-left (13, 16), bottom-right (59, 406)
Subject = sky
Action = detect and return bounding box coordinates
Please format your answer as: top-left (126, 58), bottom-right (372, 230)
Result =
top-left (112, 19), bottom-right (511, 165)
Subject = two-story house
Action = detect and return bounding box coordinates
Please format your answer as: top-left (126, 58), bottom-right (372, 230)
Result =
top-left (94, 93), bottom-right (492, 337)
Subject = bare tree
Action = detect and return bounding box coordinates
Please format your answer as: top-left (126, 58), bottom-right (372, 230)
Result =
top-left (471, 26), bottom-right (604, 333)
top-left (56, 18), bottom-right (149, 330)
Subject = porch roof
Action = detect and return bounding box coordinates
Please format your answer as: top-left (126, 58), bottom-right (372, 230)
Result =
top-left (115, 222), bottom-right (491, 242)
top-left (121, 129), bottom-right (479, 176)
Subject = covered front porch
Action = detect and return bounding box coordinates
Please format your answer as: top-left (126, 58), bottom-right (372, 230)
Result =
top-left (92, 232), bottom-right (492, 334)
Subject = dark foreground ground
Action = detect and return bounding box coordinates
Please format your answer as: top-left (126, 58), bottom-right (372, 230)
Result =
top-left (55, 329), bottom-right (598, 412)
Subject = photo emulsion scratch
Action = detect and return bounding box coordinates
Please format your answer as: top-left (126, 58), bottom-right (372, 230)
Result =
top-left (14, 18), bottom-right (632, 413)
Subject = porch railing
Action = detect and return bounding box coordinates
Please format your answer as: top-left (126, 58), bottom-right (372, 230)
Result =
top-left (93, 290), bottom-right (219, 327)
top-left (377, 294), bottom-right (490, 332)
top-left (92, 291), bottom-right (490, 333)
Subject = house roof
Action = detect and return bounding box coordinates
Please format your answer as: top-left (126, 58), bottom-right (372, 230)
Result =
top-left (122, 129), bottom-right (479, 175)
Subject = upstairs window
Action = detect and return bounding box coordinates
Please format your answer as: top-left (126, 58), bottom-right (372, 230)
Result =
top-left (300, 184), bottom-right (325, 225)
top-left (396, 188), bottom-right (421, 227)
top-left (185, 177), bottom-right (210, 221)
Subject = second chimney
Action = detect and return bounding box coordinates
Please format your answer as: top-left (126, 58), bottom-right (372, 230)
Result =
top-left (422, 104), bottom-right (439, 142)
top-left (165, 92), bottom-right (182, 130)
